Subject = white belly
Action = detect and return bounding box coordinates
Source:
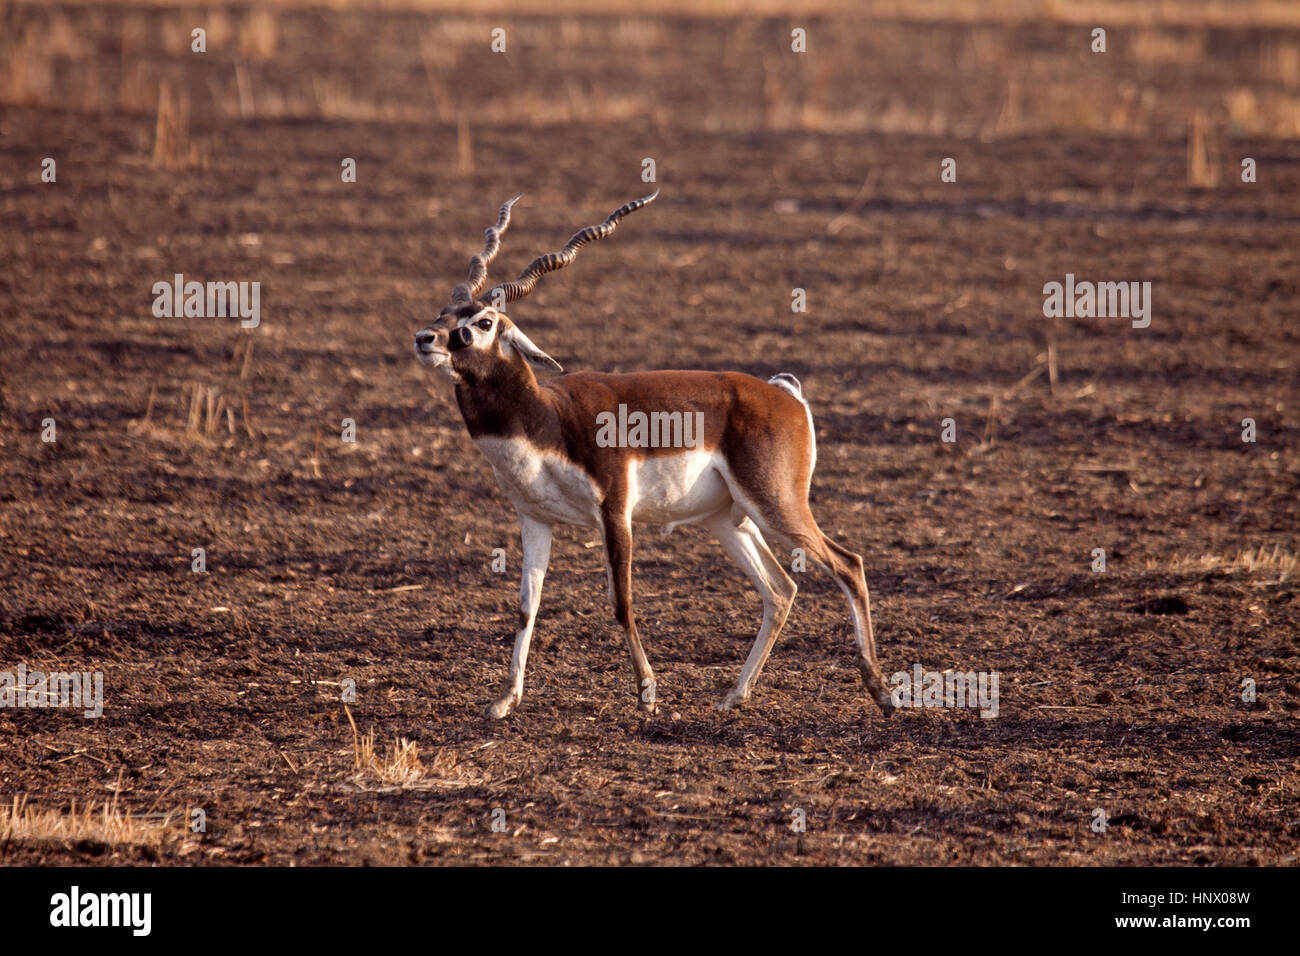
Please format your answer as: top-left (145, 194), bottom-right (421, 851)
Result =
top-left (475, 436), bottom-right (602, 527)
top-left (629, 450), bottom-right (731, 529)
top-left (473, 438), bottom-right (731, 530)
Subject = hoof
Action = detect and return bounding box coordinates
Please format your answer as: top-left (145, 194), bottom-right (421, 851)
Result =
top-left (714, 690), bottom-right (748, 711)
top-left (487, 696), bottom-right (516, 719)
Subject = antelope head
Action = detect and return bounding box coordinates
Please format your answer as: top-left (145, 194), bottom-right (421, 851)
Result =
top-left (414, 190), bottom-right (659, 385)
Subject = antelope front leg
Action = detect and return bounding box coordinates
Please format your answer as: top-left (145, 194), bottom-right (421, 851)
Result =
top-left (488, 514), bottom-right (552, 719)
top-left (600, 507), bottom-right (657, 714)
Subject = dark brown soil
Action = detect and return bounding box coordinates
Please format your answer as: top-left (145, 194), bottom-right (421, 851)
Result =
top-left (1, 3), bottom-right (1297, 865)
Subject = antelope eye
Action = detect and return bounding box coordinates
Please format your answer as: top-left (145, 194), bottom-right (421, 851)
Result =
top-left (476, 319), bottom-right (492, 331)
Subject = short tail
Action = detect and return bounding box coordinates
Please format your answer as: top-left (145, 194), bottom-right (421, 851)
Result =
top-left (767, 372), bottom-right (802, 398)
top-left (769, 373), bottom-right (816, 474)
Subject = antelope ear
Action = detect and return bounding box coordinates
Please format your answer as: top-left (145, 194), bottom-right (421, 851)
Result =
top-left (502, 326), bottom-right (563, 373)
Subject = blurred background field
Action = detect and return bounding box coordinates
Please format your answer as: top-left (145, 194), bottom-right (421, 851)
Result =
top-left (7, 0), bottom-right (1300, 138)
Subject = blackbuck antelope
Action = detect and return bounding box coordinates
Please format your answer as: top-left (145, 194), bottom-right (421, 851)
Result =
top-left (414, 192), bottom-right (893, 719)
